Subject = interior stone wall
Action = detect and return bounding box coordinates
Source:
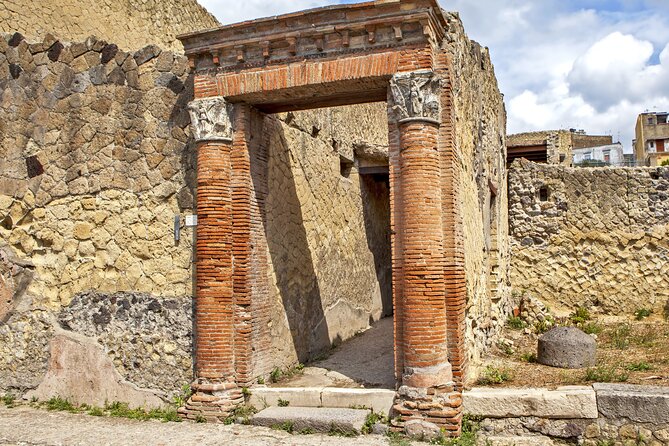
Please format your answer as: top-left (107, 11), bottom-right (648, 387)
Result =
top-left (446, 13), bottom-right (512, 381)
top-left (0, 0), bottom-right (219, 52)
top-left (261, 103), bottom-right (392, 371)
top-left (509, 159), bottom-right (669, 316)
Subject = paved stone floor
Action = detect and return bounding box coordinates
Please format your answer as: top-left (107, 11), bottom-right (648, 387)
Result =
top-left (0, 406), bottom-right (394, 446)
top-left (278, 317), bottom-right (395, 389)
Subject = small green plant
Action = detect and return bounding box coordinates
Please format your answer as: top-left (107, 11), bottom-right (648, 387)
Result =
top-left (626, 361), bottom-right (653, 372)
top-left (270, 367), bottom-right (282, 383)
top-left (1, 394), bottom-right (16, 408)
top-left (533, 319), bottom-right (552, 334)
top-left (104, 401), bottom-right (181, 423)
top-left (362, 411), bottom-right (388, 434)
top-left (195, 414), bottom-right (207, 423)
top-left (45, 397), bottom-right (78, 412)
top-left (430, 415), bottom-right (481, 445)
top-left (257, 376), bottom-right (265, 385)
top-left (520, 352), bottom-right (537, 363)
top-left (596, 441), bottom-right (615, 446)
top-left (582, 322), bottom-right (602, 335)
top-left (88, 406), bottom-right (105, 417)
top-left (611, 324), bottom-right (631, 349)
top-left (172, 384), bottom-right (192, 408)
top-left (327, 423), bottom-right (357, 437)
top-left (661, 159), bottom-right (669, 167)
top-left (570, 307), bottom-right (591, 325)
top-left (634, 308), bottom-right (652, 320)
top-left (497, 340), bottom-right (514, 356)
top-left (387, 431), bottom-right (412, 446)
top-left (506, 316), bottom-right (526, 330)
top-left (271, 421), bottom-right (294, 433)
top-left (241, 387), bottom-right (251, 398)
top-left (476, 365), bottom-right (512, 385)
top-left (277, 398), bottom-right (290, 407)
top-left (584, 366), bottom-right (629, 383)
top-left (297, 427), bottom-right (314, 434)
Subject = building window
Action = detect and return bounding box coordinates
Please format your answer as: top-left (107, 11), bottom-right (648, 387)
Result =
top-left (539, 186), bottom-right (549, 202)
top-left (584, 153), bottom-right (592, 160)
top-left (603, 150), bottom-right (611, 163)
top-left (648, 117), bottom-right (654, 124)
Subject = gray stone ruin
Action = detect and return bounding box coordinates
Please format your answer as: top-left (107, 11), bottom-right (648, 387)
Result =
top-left (538, 326), bottom-right (596, 369)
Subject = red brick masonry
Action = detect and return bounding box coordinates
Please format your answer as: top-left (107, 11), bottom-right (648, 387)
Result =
top-left (179, 0), bottom-right (467, 435)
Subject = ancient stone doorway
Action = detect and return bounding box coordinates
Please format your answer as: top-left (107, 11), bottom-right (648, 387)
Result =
top-left (178, 0), bottom-right (466, 435)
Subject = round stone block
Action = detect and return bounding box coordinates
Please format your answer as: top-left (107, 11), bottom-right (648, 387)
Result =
top-left (538, 326), bottom-right (596, 369)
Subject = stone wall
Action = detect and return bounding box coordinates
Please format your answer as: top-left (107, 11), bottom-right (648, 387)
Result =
top-left (507, 130), bottom-right (573, 166)
top-left (0, 0), bottom-right (219, 52)
top-left (447, 13), bottom-right (512, 381)
top-left (509, 159), bottom-right (669, 316)
top-left (465, 384), bottom-right (669, 446)
top-left (0, 30), bottom-right (393, 401)
top-left (0, 32), bottom-right (197, 400)
top-left (258, 104), bottom-right (393, 371)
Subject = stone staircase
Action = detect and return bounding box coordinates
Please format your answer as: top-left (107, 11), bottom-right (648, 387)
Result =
top-left (247, 387), bottom-right (395, 434)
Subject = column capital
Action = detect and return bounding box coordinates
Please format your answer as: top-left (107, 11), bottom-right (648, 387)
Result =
top-left (188, 97), bottom-right (234, 143)
top-left (389, 70), bottom-right (442, 125)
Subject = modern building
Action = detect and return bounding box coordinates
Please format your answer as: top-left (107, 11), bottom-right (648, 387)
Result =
top-left (573, 142), bottom-right (625, 166)
top-left (634, 111), bottom-right (669, 166)
top-left (507, 129), bottom-right (613, 167)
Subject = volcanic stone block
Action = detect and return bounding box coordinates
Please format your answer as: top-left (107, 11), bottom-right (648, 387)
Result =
top-left (538, 326), bottom-right (596, 369)
top-left (252, 406), bottom-right (369, 434)
top-left (594, 383), bottom-right (669, 424)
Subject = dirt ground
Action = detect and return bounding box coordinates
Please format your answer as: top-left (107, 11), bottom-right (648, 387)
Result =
top-left (477, 316), bottom-right (669, 389)
top-left (275, 317), bottom-right (395, 389)
top-left (0, 406), bottom-right (395, 446)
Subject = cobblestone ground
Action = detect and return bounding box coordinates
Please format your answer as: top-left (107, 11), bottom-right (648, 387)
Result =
top-left (0, 407), bottom-right (395, 446)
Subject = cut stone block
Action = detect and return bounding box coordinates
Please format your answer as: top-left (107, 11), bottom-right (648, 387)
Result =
top-left (463, 386), bottom-right (598, 419)
top-left (251, 406), bottom-right (370, 434)
top-left (481, 435), bottom-right (558, 445)
top-left (320, 388), bottom-right (395, 415)
top-left (594, 383), bottom-right (669, 424)
top-left (538, 326), bottom-right (596, 369)
top-left (248, 387), bottom-right (322, 409)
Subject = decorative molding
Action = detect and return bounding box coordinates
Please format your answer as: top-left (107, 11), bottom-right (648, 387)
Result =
top-left (389, 70), bottom-right (441, 124)
top-left (188, 97), bottom-right (234, 143)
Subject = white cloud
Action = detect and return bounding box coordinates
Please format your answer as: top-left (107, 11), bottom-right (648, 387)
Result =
top-left (198, 0), bottom-right (669, 152)
top-left (199, 0), bottom-right (332, 25)
top-left (446, 0), bottom-right (669, 152)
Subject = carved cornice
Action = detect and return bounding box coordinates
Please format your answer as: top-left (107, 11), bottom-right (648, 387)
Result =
top-left (389, 70), bottom-right (441, 125)
top-left (178, 0), bottom-right (447, 72)
top-left (188, 97), bottom-right (234, 143)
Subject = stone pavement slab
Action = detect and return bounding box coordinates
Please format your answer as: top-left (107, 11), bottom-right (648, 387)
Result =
top-left (593, 383), bottom-right (669, 424)
top-left (463, 386), bottom-right (598, 419)
top-left (252, 406), bottom-right (370, 434)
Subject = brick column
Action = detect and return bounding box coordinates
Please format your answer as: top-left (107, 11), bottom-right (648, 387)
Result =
top-left (179, 97), bottom-right (243, 422)
top-left (389, 71), bottom-right (462, 437)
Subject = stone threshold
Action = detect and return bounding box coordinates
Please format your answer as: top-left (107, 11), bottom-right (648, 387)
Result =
top-left (463, 383), bottom-right (669, 424)
top-left (248, 386), bottom-right (396, 416)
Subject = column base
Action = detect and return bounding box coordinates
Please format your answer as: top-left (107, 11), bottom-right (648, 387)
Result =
top-left (391, 384), bottom-right (463, 440)
top-left (178, 380), bottom-right (244, 423)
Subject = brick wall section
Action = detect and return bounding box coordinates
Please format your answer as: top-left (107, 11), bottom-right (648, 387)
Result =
top-left (387, 101), bottom-right (405, 383)
top-left (397, 120), bottom-right (448, 372)
top-left (435, 47), bottom-right (467, 386)
top-left (195, 140), bottom-right (234, 381)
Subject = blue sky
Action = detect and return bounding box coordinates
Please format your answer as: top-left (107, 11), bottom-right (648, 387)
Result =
top-left (199, 0), bottom-right (669, 152)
